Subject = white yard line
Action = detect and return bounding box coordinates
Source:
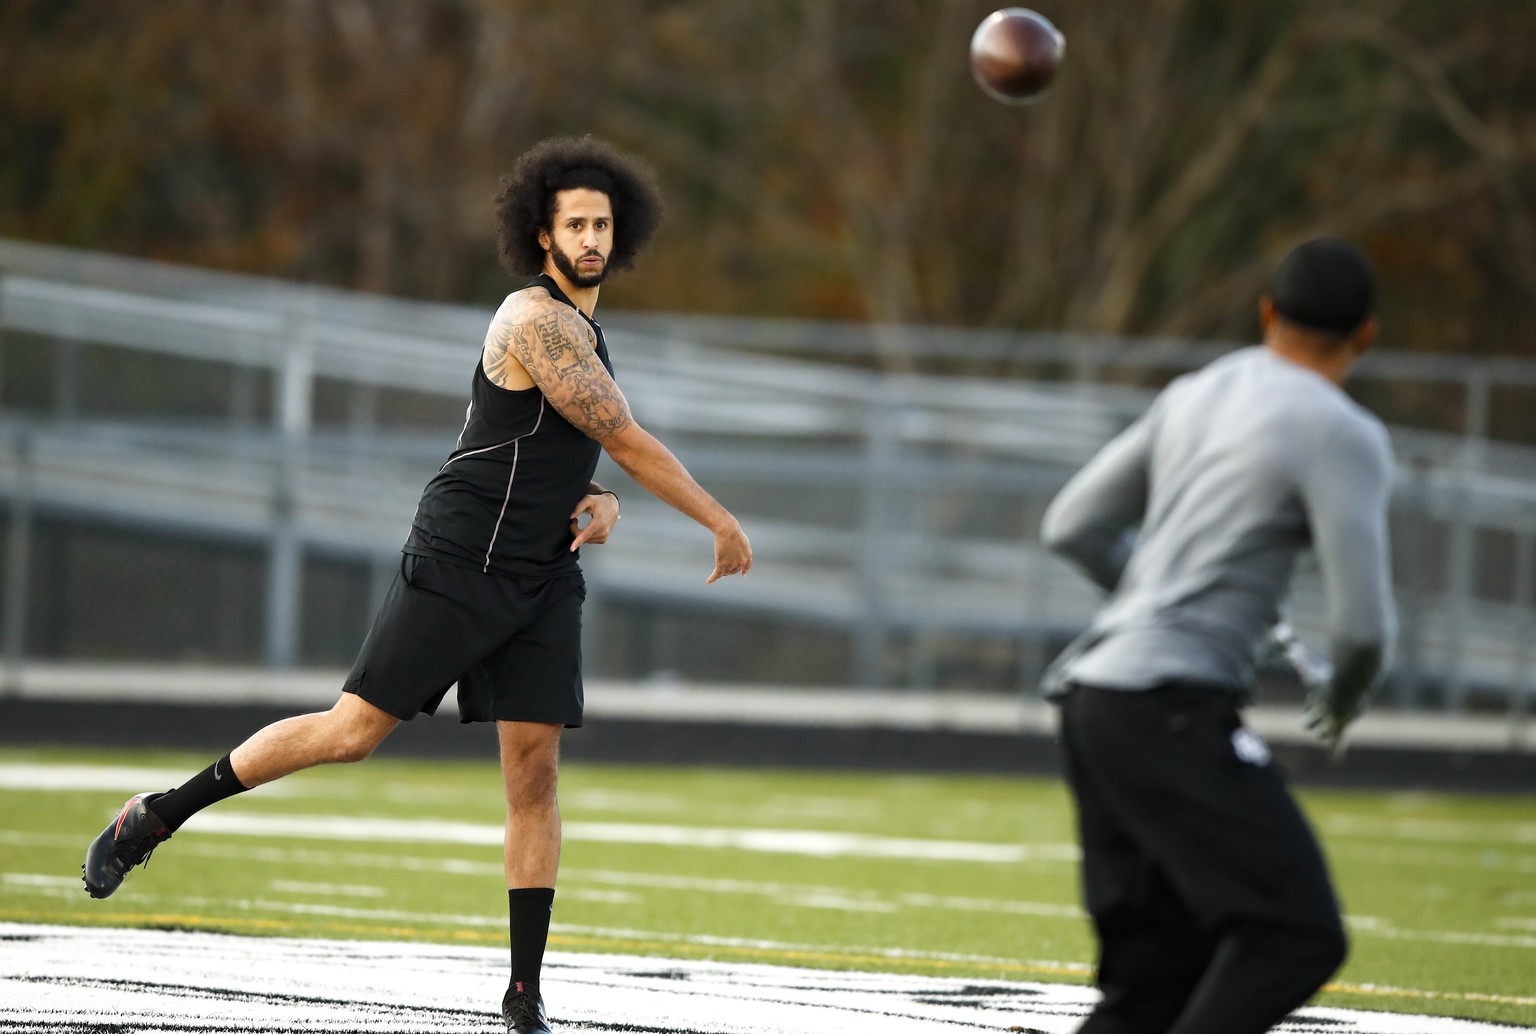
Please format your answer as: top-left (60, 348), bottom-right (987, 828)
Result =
top-left (1, 873), bottom-right (82, 889)
top-left (1493, 917), bottom-right (1536, 931)
top-left (268, 879), bottom-right (387, 898)
top-left (168, 810), bottom-right (1061, 864)
top-left (0, 762), bottom-right (314, 795)
top-left (1328, 842), bottom-right (1536, 873)
top-left (560, 788), bottom-right (692, 813)
top-left (551, 920), bottom-right (1089, 973)
top-left (1323, 813), bottom-right (1536, 845)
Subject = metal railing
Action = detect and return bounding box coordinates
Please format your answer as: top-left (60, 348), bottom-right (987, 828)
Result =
top-left (1, 238), bottom-right (1534, 720)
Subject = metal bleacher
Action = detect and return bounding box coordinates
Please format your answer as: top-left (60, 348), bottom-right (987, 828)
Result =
top-left (2, 238), bottom-right (1535, 711)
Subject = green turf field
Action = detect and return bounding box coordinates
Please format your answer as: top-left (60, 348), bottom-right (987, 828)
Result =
top-left (1, 746), bottom-right (1532, 1027)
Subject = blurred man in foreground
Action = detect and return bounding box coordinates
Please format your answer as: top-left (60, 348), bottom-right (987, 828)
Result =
top-left (1039, 237), bottom-right (1396, 1034)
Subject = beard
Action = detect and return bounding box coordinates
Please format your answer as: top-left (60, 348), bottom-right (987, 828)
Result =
top-left (550, 242), bottom-right (608, 288)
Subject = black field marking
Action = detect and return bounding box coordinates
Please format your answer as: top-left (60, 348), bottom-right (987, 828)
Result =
top-left (558, 1025), bottom-right (732, 1034)
top-left (0, 922), bottom-right (1525, 1033)
top-left (623, 968), bottom-right (695, 980)
top-left (14, 972), bottom-right (494, 1020)
top-left (6, 1027), bottom-right (491, 1034)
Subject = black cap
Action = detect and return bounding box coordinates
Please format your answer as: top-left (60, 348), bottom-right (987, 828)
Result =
top-left (1271, 237), bottom-right (1375, 334)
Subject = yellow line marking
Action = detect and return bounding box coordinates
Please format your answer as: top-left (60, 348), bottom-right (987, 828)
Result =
top-left (1323, 979), bottom-right (1536, 1009)
top-left (548, 933), bottom-right (1092, 977)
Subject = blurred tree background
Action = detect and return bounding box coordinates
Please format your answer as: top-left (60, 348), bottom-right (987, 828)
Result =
top-left (2, 0), bottom-right (1533, 369)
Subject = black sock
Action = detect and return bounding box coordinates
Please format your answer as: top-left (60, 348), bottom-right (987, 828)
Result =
top-left (507, 887), bottom-right (555, 999)
top-left (150, 753), bottom-right (250, 833)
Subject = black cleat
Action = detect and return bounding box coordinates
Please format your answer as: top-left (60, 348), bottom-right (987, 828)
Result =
top-left (502, 988), bottom-right (552, 1034)
top-left (82, 792), bottom-right (172, 899)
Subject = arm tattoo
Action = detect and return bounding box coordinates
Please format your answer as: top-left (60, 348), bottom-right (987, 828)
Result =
top-left (508, 309), bottom-right (633, 439)
top-left (483, 317), bottom-right (521, 388)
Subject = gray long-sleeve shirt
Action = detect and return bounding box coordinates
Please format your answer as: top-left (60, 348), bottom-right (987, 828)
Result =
top-left (1040, 346), bottom-right (1396, 703)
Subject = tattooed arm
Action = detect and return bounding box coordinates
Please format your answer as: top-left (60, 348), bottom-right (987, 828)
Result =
top-left (485, 292), bottom-right (752, 582)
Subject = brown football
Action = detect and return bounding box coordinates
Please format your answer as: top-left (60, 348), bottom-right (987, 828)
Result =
top-left (970, 8), bottom-right (1064, 105)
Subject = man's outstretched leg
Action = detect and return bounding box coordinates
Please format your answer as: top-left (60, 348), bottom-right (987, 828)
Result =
top-left (82, 693), bottom-right (399, 898)
top-left (498, 720), bottom-right (563, 1034)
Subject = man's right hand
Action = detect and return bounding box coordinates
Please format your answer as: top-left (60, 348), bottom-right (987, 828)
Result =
top-left (1303, 686), bottom-right (1358, 759)
top-left (707, 520), bottom-right (753, 584)
top-left (1271, 622), bottom-right (1354, 758)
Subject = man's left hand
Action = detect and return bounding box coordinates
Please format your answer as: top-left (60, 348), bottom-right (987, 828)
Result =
top-left (570, 492), bottom-right (620, 550)
top-left (1303, 687), bottom-right (1356, 759)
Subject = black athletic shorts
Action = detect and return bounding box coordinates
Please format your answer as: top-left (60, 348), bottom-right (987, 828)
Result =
top-left (342, 553), bottom-right (585, 726)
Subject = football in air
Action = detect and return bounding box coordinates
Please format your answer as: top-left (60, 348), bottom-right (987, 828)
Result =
top-left (969, 8), bottom-right (1065, 105)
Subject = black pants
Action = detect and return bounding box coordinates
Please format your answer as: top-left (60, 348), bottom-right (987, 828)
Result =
top-left (1060, 684), bottom-right (1347, 1034)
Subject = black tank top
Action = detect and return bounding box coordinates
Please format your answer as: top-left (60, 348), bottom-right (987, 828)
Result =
top-left (403, 275), bottom-right (610, 578)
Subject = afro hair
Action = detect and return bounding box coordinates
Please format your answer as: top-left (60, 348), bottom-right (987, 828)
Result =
top-left (493, 135), bottom-right (665, 278)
